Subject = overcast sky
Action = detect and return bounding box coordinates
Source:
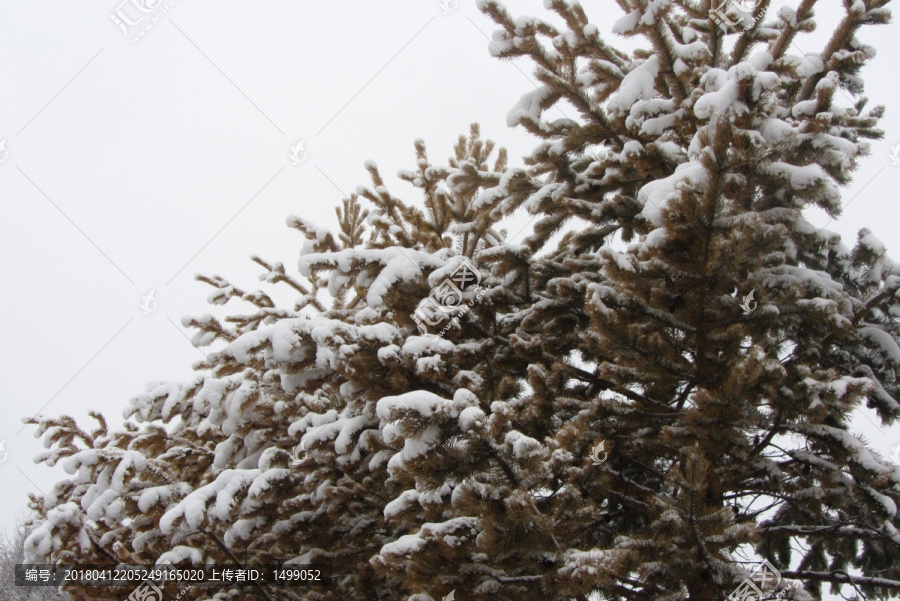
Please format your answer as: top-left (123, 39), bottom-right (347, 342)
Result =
top-left (1, 0), bottom-right (898, 551)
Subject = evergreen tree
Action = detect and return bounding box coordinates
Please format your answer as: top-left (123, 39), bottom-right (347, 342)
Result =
top-left (22, 1), bottom-right (900, 600)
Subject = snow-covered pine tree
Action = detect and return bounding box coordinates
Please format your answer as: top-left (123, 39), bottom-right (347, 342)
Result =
top-left (21, 0), bottom-right (900, 600)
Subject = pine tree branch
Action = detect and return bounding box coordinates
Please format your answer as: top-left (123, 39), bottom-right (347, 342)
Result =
top-left (556, 357), bottom-right (679, 411)
top-left (251, 256), bottom-right (312, 297)
top-left (761, 523), bottom-right (898, 541)
top-left (780, 569), bottom-right (900, 590)
top-left (84, 530), bottom-right (119, 565)
top-left (729, 0), bottom-right (772, 66)
top-left (797, 2), bottom-right (864, 101)
top-left (805, 269), bottom-right (900, 360)
top-left (607, 580), bottom-right (655, 601)
top-left (492, 451), bottom-right (520, 488)
top-left (494, 574), bottom-right (542, 583)
top-left (770, 0), bottom-right (818, 61)
top-left (648, 15), bottom-right (689, 104)
top-left (748, 409), bottom-right (783, 458)
top-left (673, 383), bottom-right (695, 412)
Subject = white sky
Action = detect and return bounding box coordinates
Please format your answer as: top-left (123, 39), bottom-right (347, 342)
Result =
top-left (0, 0), bottom-right (898, 584)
